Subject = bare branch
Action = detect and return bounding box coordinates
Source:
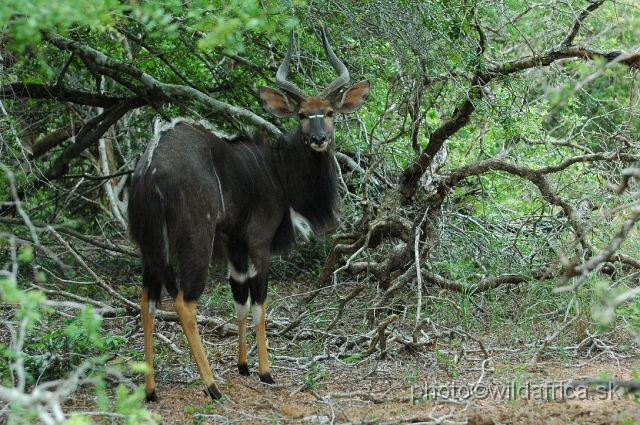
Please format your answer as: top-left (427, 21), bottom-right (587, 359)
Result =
top-left (400, 44), bottom-right (638, 199)
top-left (444, 157), bottom-right (587, 247)
top-left (0, 82), bottom-right (128, 107)
top-left (42, 97), bottom-right (147, 183)
top-left (46, 34), bottom-right (283, 138)
top-left (561, 0), bottom-right (606, 46)
top-left (556, 205), bottom-right (640, 290)
top-left (0, 216), bottom-right (137, 256)
top-left (363, 314), bottom-right (398, 357)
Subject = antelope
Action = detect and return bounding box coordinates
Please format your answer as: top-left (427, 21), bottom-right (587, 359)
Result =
top-left (128, 27), bottom-right (369, 401)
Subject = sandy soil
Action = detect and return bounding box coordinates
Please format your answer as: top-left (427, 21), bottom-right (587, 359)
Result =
top-left (58, 276), bottom-right (640, 424)
top-left (64, 335), bottom-right (640, 424)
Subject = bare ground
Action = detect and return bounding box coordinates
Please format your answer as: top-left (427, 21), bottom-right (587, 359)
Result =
top-left (59, 274), bottom-right (640, 425)
top-left (65, 346), bottom-right (640, 424)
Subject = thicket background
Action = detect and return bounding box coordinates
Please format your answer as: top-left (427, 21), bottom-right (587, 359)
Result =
top-left (1, 0), bottom-right (640, 423)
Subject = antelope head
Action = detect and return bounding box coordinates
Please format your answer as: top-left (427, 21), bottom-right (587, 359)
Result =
top-left (259, 27), bottom-right (370, 152)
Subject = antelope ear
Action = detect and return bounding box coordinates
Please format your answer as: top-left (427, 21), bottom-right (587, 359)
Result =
top-left (259, 86), bottom-right (298, 118)
top-left (333, 80), bottom-right (370, 114)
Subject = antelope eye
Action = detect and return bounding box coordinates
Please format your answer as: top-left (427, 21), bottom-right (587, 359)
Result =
top-left (326, 110), bottom-right (334, 118)
top-left (298, 113), bottom-right (307, 120)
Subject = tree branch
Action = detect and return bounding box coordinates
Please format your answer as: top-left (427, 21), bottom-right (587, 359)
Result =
top-left (561, 0), bottom-right (606, 46)
top-left (486, 46), bottom-right (640, 77)
top-left (0, 82), bottom-right (127, 107)
top-left (400, 44), bottom-right (640, 200)
top-left (47, 34), bottom-right (283, 138)
top-left (0, 216), bottom-right (137, 257)
top-left (42, 97), bottom-right (147, 183)
top-left (444, 157), bottom-right (587, 247)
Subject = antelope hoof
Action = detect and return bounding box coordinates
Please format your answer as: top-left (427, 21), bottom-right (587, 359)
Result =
top-left (145, 389), bottom-right (158, 402)
top-left (259, 372), bottom-right (275, 385)
top-left (205, 384), bottom-right (223, 401)
top-left (238, 363), bottom-right (250, 376)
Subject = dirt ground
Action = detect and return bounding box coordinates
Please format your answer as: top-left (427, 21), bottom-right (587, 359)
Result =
top-left (64, 331), bottom-right (640, 424)
top-left (58, 274), bottom-right (640, 424)
top-left (140, 361), bottom-right (640, 425)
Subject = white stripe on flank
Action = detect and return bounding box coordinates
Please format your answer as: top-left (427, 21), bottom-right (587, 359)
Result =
top-left (162, 223), bottom-right (170, 263)
top-left (212, 167), bottom-right (226, 216)
top-left (241, 144), bottom-right (261, 170)
top-left (252, 142), bottom-right (277, 191)
top-left (236, 146), bottom-right (257, 190)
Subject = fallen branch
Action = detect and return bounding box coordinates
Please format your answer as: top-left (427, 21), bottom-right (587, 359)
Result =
top-left (362, 314), bottom-right (398, 357)
top-left (530, 315), bottom-right (578, 366)
top-left (0, 216), bottom-right (137, 257)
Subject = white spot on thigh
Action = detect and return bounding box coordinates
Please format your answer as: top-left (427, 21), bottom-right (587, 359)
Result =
top-left (228, 262), bottom-right (247, 283)
top-left (252, 304), bottom-right (263, 326)
top-left (235, 299), bottom-right (250, 320)
top-left (248, 259), bottom-right (258, 278)
top-left (252, 143), bottom-right (277, 191)
top-left (151, 168), bottom-right (157, 175)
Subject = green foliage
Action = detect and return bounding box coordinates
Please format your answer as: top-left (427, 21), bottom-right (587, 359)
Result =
top-left (3, 306), bottom-right (127, 385)
top-left (0, 244), bottom-right (152, 422)
top-left (185, 401), bottom-right (222, 424)
top-left (271, 237), bottom-right (331, 281)
top-left (2, 0), bottom-right (304, 53)
top-left (435, 349), bottom-right (460, 378)
top-left (302, 363), bottom-right (329, 389)
top-left (1, 0), bottom-right (123, 49)
top-left (1, 1), bottom-right (639, 419)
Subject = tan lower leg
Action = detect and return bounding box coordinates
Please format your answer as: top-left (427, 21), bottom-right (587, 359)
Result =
top-left (254, 302), bottom-right (272, 381)
top-left (238, 316), bottom-right (248, 367)
top-left (174, 291), bottom-right (218, 393)
top-left (140, 287), bottom-right (156, 397)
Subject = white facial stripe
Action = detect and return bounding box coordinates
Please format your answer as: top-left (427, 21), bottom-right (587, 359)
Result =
top-left (228, 262), bottom-right (247, 283)
top-left (235, 299), bottom-right (250, 320)
top-left (252, 304), bottom-right (263, 326)
top-left (308, 114), bottom-right (324, 119)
